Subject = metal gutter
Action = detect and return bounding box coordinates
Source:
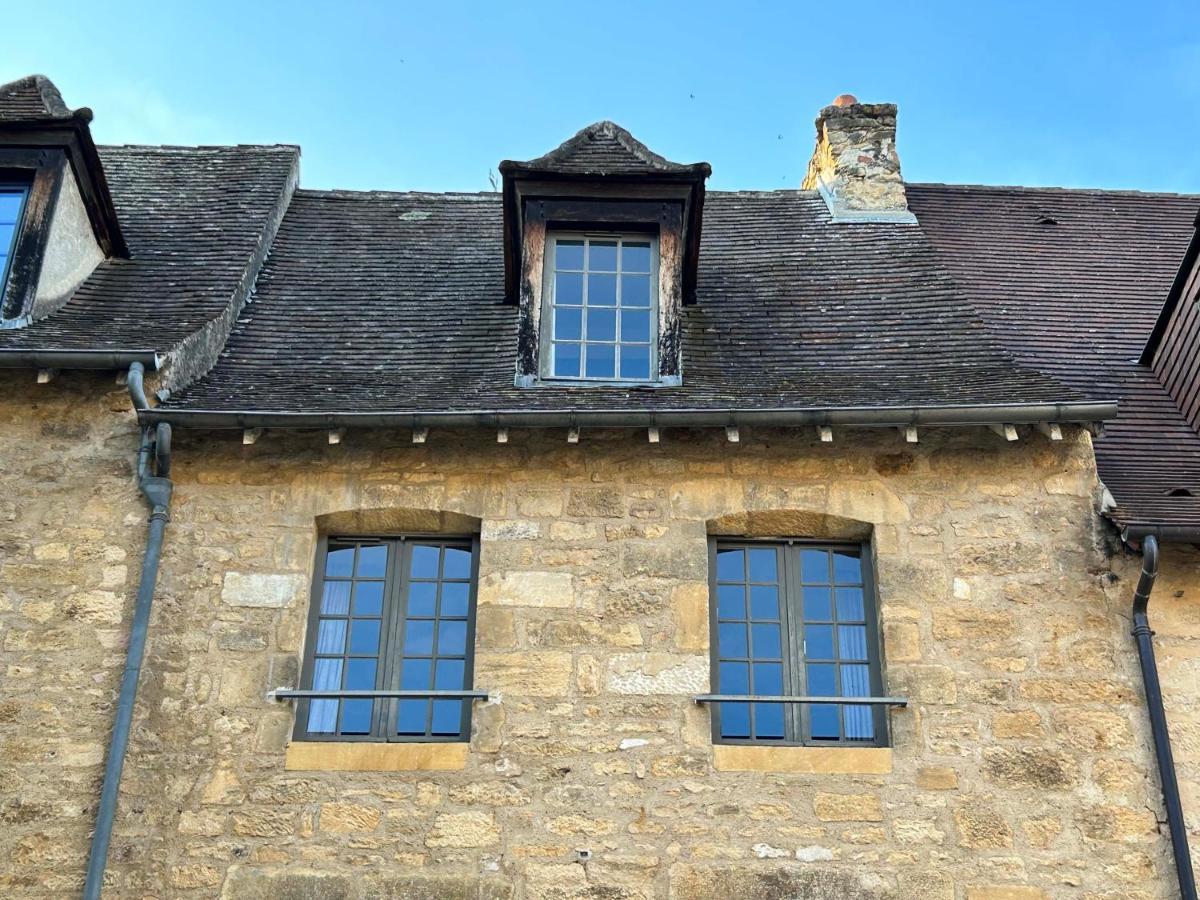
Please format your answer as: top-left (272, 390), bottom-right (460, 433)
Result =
top-left (83, 362), bottom-right (173, 900)
top-left (1122, 523), bottom-right (1200, 544)
top-left (139, 400), bottom-right (1118, 431)
top-left (0, 349), bottom-right (162, 370)
top-left (1129, 535), bottom-right (1197, 900)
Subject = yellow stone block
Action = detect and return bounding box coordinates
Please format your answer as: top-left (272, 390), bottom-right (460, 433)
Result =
top-left (712, 745), bottom-right (892, 775)
top-left (284, 741), bottom-right (468, 772)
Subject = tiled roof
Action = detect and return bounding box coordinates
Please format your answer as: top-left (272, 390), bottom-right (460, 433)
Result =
top-left (0, 145), bottom-right (298, 359)
top-left (501, 121), bottom-right (710, 178)
top-left (159, 188), bottom-right (1087, 417)
top-left (908, 183), bottom-right (1200, 533)
top-left (0, 74), bottom-right (72, 121)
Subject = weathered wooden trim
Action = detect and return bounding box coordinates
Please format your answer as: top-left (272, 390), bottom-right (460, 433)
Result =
top-left (0, 148), bottom-right (66, 322)
top-left (514, 202), bottom-right (547, 382)
top-left (658, 204), bottom-right (684, 380)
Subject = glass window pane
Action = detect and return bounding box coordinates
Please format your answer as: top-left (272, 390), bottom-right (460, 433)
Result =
top-left (620, 309), bottom-right (650, 343)
top-left (556, 240), bottom-right (585, 270)
top-left (0, 224), bottom-right (14, 251)
top-left (839, 625), bottom-right (868, 661)
top-left (802, 586), bottom-right (831, 620)
top-left (751, 623), bottom-right (781, 658)
top-left (749, 585), bottom-right (779, 620)
top-left (556, 271), bottom-right (584, 304)
top-left (589, 241), bottom-right (618, 271)
top-left (442, 548), bottom-right (472, 580)
top-left (553, 342), bottom-right (581, 378)
top-left (411, 545), bottom-right (440, 579)
top-left (589, 273), bottom-right (617, 306)
top-left (408, 582), bottom-right (437, 616)
top-left (313, 658), bottom-right (342, 691)
top-left (437, 620), bottom-right (468, 655)
top-left (401, 658), bottom-right (431, 689)
top-left (719, 661), bottom-right (750, 694)
top-left (587, 307), bottom-right (617, 341)
top-left (345, 658), bottom-right (377, 690)
top-left (403, 620), bottom-right (435, 655)
top-left (842, 664), bottom-right (871, 697)
top-left (755, 703), bottom-right (785, 738)
top-left (807, 663), bottom-right (837, 696)
top-left (356, 545), bottom-right (387, 577)
top-left (584, 343), bottom-right (615, 378)
top-left (554, 306), bottom-right (582, 341)
top-left (431, 700), bottom-right (462, 735)
top-left (717, 584), bottom-right (745, 620)
top-left (805, 625), bottom-right (835, 659)
top-left (716, 549), bottom-right (744, 582)
top-left (435, 658), bottom-right (465, 689)
top-left (0, 192), bottom-right (23, 223)
top-left (619, 344), bottom-right (650, 380)
top-left (720, 702), bottom-right (750, 738)
top-left (748, 548), bottom-right (778, 583)
top-left (718, 623), bottom-right (747, 657)
top-left (835, 587), bottom-right (865, 621)
top-left (325, 546), bottom-right (354, 578)
top-left (844, 705), bottom-right (875, 740)
top-left (753, 662), bottom-right (783, 694)
top-left (621, 274), bottom-right (650, 307)
top-left (307, 699), bottom-right (338, 733)
top-left (811, 705), bottom-right (841, 740)
top-left (321, 581), bottom-right (351, 615)
top-left (833, 552), bottom-right (863, 584)
top-left (440, 582), bottom-right (470, 617)
top-left (353, 582), bottom-right (384, 617)
top-left (622, 242), bottom-right (651, 273)
top-left (801, 549), bottom-right (830, 583)
top-left (396, 699), bottom-right (428, 734)
top-left (349, 619), bottom-right (381, 655)
top-left (340, 699), bottom-right (373, 734)
top-left (315, 619), bottom-right (347, 655)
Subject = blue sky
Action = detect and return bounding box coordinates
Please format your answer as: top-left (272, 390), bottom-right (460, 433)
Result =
top-left (4, 1), bottom-right (1199, 194)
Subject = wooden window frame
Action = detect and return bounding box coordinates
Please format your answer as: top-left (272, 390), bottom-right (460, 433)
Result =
top-left (293, 534), bottom-right (480, 744)
top-left (538, 231), bottom-right (660, 385)
top-left (707, 538), bottom-right (889, 748)
top-left (0, 183), bottom-right (30, 317)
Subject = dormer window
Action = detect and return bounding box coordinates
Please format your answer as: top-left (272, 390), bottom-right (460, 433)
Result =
top-left (0, 184), bottom-right (29, 317)
top-left (500, 121), bottom-right (710, 389)
top-left (543, 233), bottom-right (657, 382)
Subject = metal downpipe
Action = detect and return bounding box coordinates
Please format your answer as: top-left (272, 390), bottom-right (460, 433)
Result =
top-left (1131, 535), bottom-right (1197, 900)
top-left (83, 363), bottom-right (173, 899)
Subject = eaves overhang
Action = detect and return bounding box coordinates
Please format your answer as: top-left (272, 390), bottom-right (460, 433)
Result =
top-left (140, 399), bottom-right (1117, 431)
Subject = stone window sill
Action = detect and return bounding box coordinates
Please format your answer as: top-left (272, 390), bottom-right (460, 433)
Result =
top-left (284, 741), bottom-right (469, 772)
top-left (712, 744), bottom-right (892, 774)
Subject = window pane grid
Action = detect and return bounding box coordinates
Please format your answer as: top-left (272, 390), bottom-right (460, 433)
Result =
top-left (712, 542), bottom-right (882, 747)
top-left (549, 235), bottom-right (654, 382)
top-left (300, 537), bottom-right (476, 743)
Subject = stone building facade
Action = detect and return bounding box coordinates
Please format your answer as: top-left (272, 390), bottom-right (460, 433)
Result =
top-left (2, 77), bottom-right (1200, 899)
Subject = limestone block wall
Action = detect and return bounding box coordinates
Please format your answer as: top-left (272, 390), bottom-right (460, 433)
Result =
top-left (1, 375), bottom-right (1198, 899)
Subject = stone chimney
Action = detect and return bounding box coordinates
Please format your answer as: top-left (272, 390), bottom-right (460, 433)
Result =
top-left (802, 94), bottom-right (915, 223)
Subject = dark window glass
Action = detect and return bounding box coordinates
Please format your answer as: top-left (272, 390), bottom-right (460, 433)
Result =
top-left (297, 537), bottom-right (477, 742)
top-left (547, 235), bottom-right (655, 382)
top-left (711, 542), bottom-right (885, 746)
top-left (0, 186), bottom-right (29, 317)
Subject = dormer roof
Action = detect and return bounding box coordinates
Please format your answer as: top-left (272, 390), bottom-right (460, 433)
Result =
top-left (0, 74), bottom-right (73, 121)
top-left (499, 120), bottom-right (711, 179)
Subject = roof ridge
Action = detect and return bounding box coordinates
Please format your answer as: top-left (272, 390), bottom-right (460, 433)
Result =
top-left (99, 142), bottom-right (301, 152)
top-left (911, 181), bottom-right (1200, 200)
top-left (0, 73), bottom-right (73, 120)
top-left (295, 188), bottom-right (500, 200)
